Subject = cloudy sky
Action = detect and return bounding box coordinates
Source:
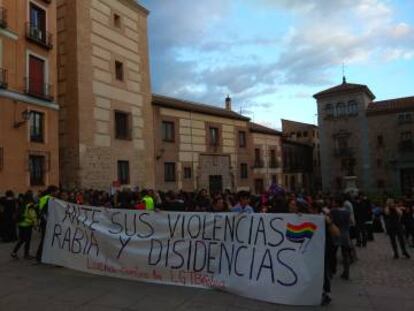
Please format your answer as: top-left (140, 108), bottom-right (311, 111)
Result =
top-left (140, 0), bottom-right (414, 129)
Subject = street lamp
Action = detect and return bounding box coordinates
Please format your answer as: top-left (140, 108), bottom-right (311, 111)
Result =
top-left (14, 109), bottom-right (31, 128)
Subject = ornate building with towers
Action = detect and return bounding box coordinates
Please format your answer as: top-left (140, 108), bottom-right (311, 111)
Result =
top-left (314, 78), bottom-right (414, 195)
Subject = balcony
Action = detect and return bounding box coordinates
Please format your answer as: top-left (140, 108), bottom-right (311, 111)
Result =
top-left (26, 23), bottom-right (53, 49)
top-left (269, 160), bottom-right (279, 169)
top-left (0, 68), bottom-right (7, 89)
top-left (334, 147), bottom-right (354, 158)
top-left (24, 77), bottom-right (53, 101)
top-left (253, 159), bottom-right (264, 168)
top-left (399, 140), bottom-right (414, 153)
top-left (0, 7), bottom-right (7, 28)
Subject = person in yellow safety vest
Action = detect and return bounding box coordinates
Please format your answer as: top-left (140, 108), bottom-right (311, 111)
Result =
top-left (11, 192), bottom-right (38, 259)
top-left (142, 189), bottom-right (155, 211)
top-left (36, 185), bottom-right (59, 262)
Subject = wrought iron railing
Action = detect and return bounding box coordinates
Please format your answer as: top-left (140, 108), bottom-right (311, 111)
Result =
top-left (0, 7), bottom-right (7, 28)
top-left (24, 77), bottom-right (53, 101)
top-left (26, 22), bottom-right (53, 49)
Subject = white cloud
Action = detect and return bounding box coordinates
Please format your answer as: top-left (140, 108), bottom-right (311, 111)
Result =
top-left (142, 0), bottom-right (414, 111)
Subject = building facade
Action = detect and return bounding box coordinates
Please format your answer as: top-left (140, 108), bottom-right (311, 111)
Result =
top-left (0, 0), bottom-right (59, 193)
top-left (249, 123), bottom-right (283, 194)
top-left (57, 0), bottom-right (154, 190)
top-left (315, 79), bottom-right (414, 195)
top-left (282, 119), bottom-right (321, 191)
top-left (152, 95), bottom-right (283, 194)
top-left (282, 139), bottom-right (313, 193)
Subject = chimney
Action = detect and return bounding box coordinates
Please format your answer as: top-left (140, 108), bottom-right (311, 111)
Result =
top-left (225, 95), bottom-right (232, 111)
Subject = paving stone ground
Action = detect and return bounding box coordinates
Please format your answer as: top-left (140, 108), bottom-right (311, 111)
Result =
top-left (0, 232), bottom-right (413, 311)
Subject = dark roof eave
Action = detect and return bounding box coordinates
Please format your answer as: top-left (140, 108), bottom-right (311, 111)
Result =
top-left (250, 128), bottom-right (283, 136)
top-left (152, 95), bottom-right (250, 121)
top-left (249, 122), bottom-right (282, 136)
top-left (313, 85), bottom-right (376, 100)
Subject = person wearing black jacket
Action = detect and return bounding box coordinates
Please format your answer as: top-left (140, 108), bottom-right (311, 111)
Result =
top-left (384, 199), bottom-right (410, 259)
top-left (0, 191), bottom-right (18, 243)
top-left (354, 194), bottom-right (372, 247)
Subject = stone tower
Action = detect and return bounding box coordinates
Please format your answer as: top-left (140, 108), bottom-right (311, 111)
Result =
top-left (313, 79), bottom-right (375, 193)
top-left (57, 0), bottom-right (154, 190)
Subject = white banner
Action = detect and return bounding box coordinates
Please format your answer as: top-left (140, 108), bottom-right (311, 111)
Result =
top-left (42, 199), bottom-right (325, 306)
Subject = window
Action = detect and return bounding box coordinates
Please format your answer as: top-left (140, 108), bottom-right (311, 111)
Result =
top-left (239, 131), bottom-right (246, 148)
top-left (297, 132), bottom-right (302, 138)
top-left (164, 162), bottom-right (176, 182)
top-left (325, 104), bottom-right (334, 117)
top-left (240, 163), bottom-right (248, 179)
top-left (347, 100), bottom-right (358, 115)
top-left (29, 155), bottom-right (45, 186)
top-left (254, 148), bottom-right (262, 167)
top-left (377, 179), bottom-right (385, 188)
top-left (377, 159), bottom-right (383, 168)
top-left (377, 135), bottom-right (384, 147)
top-left (336, 102), bottom-right (346, 116)
top-left (400, 131), bottom-right (413, 152)
top-left (162, 121), bottom-right (175, 142)
top-left (28, 55), bottom-right (46, 98)
top-left (303, 131), bottom-right (308, 137)
top-left (30, 111), bottom-right (44, 143)
top-left (209, 127), bottom-right (219, 146)
top-left (113, 14), bottom-right (121, 28)
top-left (269, 149), bottom-right (278, 168)
top-left (115, 61), bottom-right (124, 81)
top-left (117, 161), bottom-right (130, 185)
top-left (115, 111), bottom-right (131, 140)
top-left (272, 175), bottom-right (278, 184)
top-left (30, 3), bottom-right (46, 35)
top-left (401, 131), bottom-right (412, 142)
top-left (335, 136), bottom-right (349, 151)
top-left (184, 167), bottom-right (192, 179)
top-left (399, 113), bottom-right (412, 124)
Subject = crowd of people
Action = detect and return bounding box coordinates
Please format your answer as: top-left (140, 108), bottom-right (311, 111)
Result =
top-left (0, 184), bottom-right (413, 305)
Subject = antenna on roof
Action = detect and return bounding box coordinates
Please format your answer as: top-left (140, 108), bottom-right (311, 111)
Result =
top-left (342, 62), bottom-right (347, 84)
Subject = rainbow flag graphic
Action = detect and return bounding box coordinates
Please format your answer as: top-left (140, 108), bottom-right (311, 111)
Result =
top-left (286, 222), bottom-right (318, 244)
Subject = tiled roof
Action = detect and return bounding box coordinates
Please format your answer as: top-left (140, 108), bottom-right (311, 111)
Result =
top-left (313, 81), bottom-right (375, 100)
top-left (152, 94), bottom-right (250, 121)
top-left (249, 122), bottom-right (282, 136)
top-left (367, 96), bottom-right (414, 115)
top-left (281, 119), bottom-right (318, 130)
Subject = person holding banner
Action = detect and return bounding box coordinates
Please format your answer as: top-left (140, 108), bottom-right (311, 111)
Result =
top-left (36, 185), bottom-right (59, 262)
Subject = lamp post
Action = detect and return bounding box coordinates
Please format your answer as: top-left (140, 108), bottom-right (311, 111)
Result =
top-left (14, 109), bottom-right (31, 128)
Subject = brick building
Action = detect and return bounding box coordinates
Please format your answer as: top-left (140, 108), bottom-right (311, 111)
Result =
top-left (282, 138), bottom-right (313, 193)
top-left (57, 0), bottom-right (154, 190)
top-left (282, 119), bottom-right (321, 191)
top-left (249, 122), bottom-right (283, 194)
top-left (0, 0), bottom-right (59, 193)
top-left (315, 78), bottom-right (414, 195)
top-left (0, 0), bottom-right (311, 194)
top-left (152, 95), bottom-right (283, 194)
